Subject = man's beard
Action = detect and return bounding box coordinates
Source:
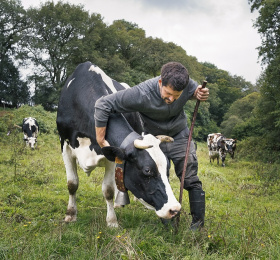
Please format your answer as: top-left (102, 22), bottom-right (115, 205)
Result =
top-left (162, 97), bottom-right (173, 104)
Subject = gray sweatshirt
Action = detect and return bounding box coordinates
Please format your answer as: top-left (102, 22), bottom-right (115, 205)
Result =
top-left (94, 76), bottom-right (198, 137)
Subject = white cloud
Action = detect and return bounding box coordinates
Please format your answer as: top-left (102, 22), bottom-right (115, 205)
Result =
top-left (21, 0), bottom-right (262, 83)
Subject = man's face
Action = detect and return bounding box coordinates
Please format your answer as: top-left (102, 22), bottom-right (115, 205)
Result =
top-left (159, 79), bottom-right (183, 104)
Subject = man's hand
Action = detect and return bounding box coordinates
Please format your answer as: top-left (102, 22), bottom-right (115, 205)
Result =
top-left (95, 126), bottom-right (110, 148)
top-left (193, 85), bottom-right (209, 101)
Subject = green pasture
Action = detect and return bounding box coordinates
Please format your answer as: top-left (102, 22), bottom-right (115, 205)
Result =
top-left (0, 107), bottom-right (279, 259)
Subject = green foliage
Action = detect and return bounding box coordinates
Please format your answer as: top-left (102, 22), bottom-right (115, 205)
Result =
top-left (19, 1), bottom-right (91, 110)
top-left (232, 117), bottom-right (262, 140)
top-left (248, 0), bottom-right (280, 157)
top-left (0, 0), bottom-right (30, 106)
top-left (0, 105), bottom-right (57, 134)
top-left (6, 2), bottom-right (247, 109)
top-left (16, 105), bottom-right (57, 134)
top-left (2, 0), bottom-right (254, 147)
top-left (3, 0), bottom-right (280, 162)
top-left (0, 0), bottom-right (27, 55)
top-left (237, 136), bottom-right (280, 164)
top-left (225, 92), bottom-right (261, 121)
top-left (249, 0), bottom-right (280, 66)
top-left (201, 63), bottom-right (250, 126)
top-left (0, 56), bottom-right (30, 106)
top-left (220, 92), bottom-right (261, 138)
top-left (185, 100), bottom-right (219, 142)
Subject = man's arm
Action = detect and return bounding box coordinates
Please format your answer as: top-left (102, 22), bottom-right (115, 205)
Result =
top-left (94, 85), bottom-right (144, 148)
top-left (95, 126), bottom-right (110, 148)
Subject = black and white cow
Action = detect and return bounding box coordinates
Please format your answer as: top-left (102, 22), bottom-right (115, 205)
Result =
top-left (207, 133), bottom-right (221, 165)
top-left (207, 133), bottom-right (227, 167)
top-left (22, 117), bottom-right (39, 149)
top-left (56, 61), bottom-right (181, 227)
top-left (207, 133), bottom-right (237, 167)
top-left (225, 138), bottom-right (237, 159)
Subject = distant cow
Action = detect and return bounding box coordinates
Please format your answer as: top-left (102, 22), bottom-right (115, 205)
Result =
top-left (207, 133), bottom-right (236, 167)
top-left (56, 62), bottom-right (181, 227)
top-left (22, 117), bottom-right (39, 149)
top-left (225, 138), bottom-right (237, 159)
top-left (207, 133), bottom-right (222, 165)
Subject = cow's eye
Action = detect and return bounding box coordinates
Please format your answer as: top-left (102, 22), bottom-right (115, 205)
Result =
top-left (143, 167), bottom-right (153, 176)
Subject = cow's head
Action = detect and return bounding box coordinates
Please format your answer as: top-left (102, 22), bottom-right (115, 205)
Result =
top-left (24, 136), bottom-right (37, 149)
top-left (225, 139), bottom-right (237, 159)
top-left (102, 134), bottom-right (181, 219)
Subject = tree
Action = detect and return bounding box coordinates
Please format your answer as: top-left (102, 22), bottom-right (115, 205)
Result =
top-left (139, 37), bottom-right (188, 77)
top-left (220, 92), bottom-right (261, 138)
top-left (0, 0), bottom-right (29, 106)
top-left (0, 56), bottom-right (29, 107)
top-left (67, 13), bottom-right (109, 72)
top-left (201, 62), bottom-right (245, 126)
top-left (102, 20), bottom-right (147, 82)
top-left (248, 0), bottom-right (280, 152)
top-left (19, 1), bottom-right (90, 110)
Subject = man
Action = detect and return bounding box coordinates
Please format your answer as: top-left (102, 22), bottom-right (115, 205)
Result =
top-left (95, 62), bottom-right (209, 230)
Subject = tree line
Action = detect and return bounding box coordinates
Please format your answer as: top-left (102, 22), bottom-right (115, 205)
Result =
top-left (1, 0), bottom-right (279, 163)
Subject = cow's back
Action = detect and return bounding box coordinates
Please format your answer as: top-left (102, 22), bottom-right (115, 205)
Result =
top-left (56, 62), bottom-right (142, 151)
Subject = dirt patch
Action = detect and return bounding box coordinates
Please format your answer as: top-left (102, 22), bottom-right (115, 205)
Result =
top-left (0, 110), bottom-right (10, 117)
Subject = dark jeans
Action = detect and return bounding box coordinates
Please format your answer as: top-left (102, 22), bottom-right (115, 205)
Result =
top-left (159, 127), bottom-right (202, 191)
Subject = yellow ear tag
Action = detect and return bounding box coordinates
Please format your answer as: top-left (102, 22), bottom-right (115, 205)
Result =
top-left (115, 157), bottom-right (123, 164)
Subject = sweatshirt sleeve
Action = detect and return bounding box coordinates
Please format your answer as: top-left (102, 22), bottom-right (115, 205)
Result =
top-left (94, 86), bottom-right (144, 127)
top-left (187, 78), bottom-right (198, 98)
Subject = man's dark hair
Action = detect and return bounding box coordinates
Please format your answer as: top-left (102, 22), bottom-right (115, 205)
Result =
top-left (161, 62), bottom-right (189, 91)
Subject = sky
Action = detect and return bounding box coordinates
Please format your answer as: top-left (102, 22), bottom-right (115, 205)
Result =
top-left (21, 0), bottom-right (263, 84)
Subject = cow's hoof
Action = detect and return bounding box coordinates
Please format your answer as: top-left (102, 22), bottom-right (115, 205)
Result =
top-left (114, 203), bottom-right (125, 208)
top-left (107, 222), bottom-right (119, 228)
top-left (64, 215), bottom-right (77, 222)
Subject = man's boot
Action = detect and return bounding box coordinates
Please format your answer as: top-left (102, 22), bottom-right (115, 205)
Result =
top-left (188, 189), bottom-right (205, 231)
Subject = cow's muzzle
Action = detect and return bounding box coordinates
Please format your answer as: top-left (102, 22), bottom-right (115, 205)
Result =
top-left (169, 209), bottom-right (180, 217)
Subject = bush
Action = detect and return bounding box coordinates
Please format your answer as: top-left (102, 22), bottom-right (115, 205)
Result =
top-left (0, 105), bottom-right (57, 134)
top-left (237, 136), bottom-right (280, 164)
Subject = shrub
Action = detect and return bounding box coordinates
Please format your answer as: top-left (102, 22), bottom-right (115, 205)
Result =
top-left (0, 105), bottom-right (57, 134)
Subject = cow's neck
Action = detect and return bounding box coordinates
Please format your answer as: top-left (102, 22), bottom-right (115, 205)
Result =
top-left (106, 114), bottom-right (140, 147)
top-left (119, 132), bottom-right (140, 149)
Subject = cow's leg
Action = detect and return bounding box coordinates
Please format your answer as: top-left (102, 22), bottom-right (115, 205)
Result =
top-left (23, 133), bottom-right (28, 147)
top-left (221, 154), bottom-right (225, 167)
top-left (102, 160), bottom-right (118, 227)
top-left (62, 143), bottom-right (79, 222)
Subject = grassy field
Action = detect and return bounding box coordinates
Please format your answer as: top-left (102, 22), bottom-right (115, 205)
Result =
top-left (0, 107), bottom-right (280, 259)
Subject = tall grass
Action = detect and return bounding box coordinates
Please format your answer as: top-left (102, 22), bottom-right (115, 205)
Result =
top-left (0, 108), bottom-right (279, 259)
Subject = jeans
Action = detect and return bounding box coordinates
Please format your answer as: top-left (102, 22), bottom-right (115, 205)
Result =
top-left (159, 127), bottom-right (202, 191)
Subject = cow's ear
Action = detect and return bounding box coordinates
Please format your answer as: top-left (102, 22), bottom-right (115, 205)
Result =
top-left (102, 146), bottom-right (126, 162)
